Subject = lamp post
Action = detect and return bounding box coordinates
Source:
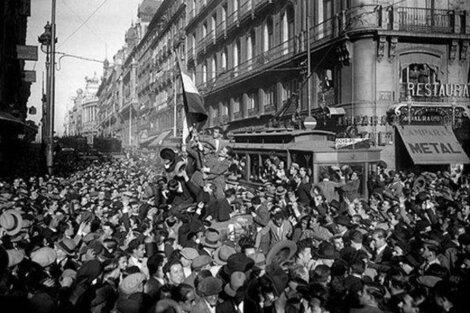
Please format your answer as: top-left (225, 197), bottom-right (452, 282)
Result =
top-left (38, 0), bottom-right (56, 175)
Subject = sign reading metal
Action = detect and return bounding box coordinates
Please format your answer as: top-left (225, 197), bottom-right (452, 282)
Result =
top-left (396, 125), bottom-right (470, 164)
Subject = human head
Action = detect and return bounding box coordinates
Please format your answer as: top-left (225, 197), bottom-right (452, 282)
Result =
top-left (163, 259), bottom-right (185, 286)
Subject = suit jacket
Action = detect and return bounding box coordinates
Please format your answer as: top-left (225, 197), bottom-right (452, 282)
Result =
top-left (295, 182), bottom-right (312, 205)
top-left (145, 276), bottom-right (163, 301)
top-left (255, 219), bottom-right (293, 248)
top-left (314, 180), bottom-right (344, 202)
top-left (208, 197), bottom-right (232, 222)
top-left (253, 203), bottom-right (270, 227)
top-left (191, 297), bottom-right (214, 313)
top-left (217, 299), bottom-right (247, 313)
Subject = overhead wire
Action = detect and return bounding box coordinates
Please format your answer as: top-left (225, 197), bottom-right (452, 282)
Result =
top-left (60, 0), bottom-right (106, 44)
top-left (58, 0), bottom-right (110, 48)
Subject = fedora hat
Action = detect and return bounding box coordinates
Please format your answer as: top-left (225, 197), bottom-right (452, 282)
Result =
top-left (315, 242), bottom-right (339, 260)
top-left (223, 253), bottom-right (255, 276)
top-left (275, 186), bottom-right (287, 197)
top-left (214, 245), bottom-right (236, 265)
top-left (334, 215), bottom-right (351, 228)
top-left (0, 209), bottom-right (23, 236)
top-left (266, 240), bottom-right (297, 267)
top-left (201, 229), bottom-right (222, 249)
top-left (160, 148), bottom-right (176, 161)
top-left (198, 276), bottom-right (223, 297)
top-left (55, 238), bottom-right (77, 256)
top-left (224, 271), bottom-right (246, 297)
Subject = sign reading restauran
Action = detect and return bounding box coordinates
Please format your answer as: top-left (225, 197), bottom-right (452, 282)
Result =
top-left (407, 82), bottom-right (470, 98)
top-left (396, 125), bottom-right (470, 165)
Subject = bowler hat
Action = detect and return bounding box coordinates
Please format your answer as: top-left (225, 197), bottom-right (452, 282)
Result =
top-left (55, 238), bottom-right (77, 256)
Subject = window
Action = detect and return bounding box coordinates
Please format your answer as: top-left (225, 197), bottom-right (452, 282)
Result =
top-left (233, 40), bottom-right (241, 76)
top-left (202, 22), bottom-right (207, 38)
top-left (247, 91), bottom-right (258, 115)
top-left (202, 61), bottom-right (207, 84)
top-left (211, 55), bottom-right (217, 80)
top-left (264, 17), bottom-right (274, 53)
top-left (211, 14), bottom-right (216, 35)
top-left (222, 4), bottom-right (227, 29)
top-left (400, 63), bottom-right (439, 100)
top-left (221, 48), bottom-right (228, 70)
top-left (232, 97), bottom-right (241, 118)
top-left (264, 85), bottom-right (276, 112)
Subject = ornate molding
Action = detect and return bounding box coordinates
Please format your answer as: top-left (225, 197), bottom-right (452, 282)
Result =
top-left (377, 36), bottom-right (386, 62)
top-left (389, 37), bottom-right (398, 61)
top-left (460, 40), bottom-right (469, 62)
top-left (449, 40), bottom-right (458, 63)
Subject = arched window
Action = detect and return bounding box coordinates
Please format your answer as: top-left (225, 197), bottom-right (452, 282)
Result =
top-left (211, 55), bottom-right (217, 80)
top-left (264, 17), bottom-right (274, 53)
top-left (221, 48), bottom-right (228, 70)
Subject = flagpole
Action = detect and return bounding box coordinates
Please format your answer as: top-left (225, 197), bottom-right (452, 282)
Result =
top-left (173, 51), bottom-right (177, 138)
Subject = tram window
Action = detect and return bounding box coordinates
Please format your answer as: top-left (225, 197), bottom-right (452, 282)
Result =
top-left (249, 154), bottom-right (261, 182)
top-left (318, 165), bottom-right (343, 182)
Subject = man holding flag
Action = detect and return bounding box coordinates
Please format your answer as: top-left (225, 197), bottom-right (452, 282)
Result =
top-left (176, 51), bottom-right (232, 199)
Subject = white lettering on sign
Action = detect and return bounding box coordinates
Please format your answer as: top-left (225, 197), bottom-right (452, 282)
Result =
top-left (407, 83), bottom-right (470, 98)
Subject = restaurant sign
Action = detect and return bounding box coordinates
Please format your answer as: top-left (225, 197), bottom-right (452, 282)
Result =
top-left (407, 82), bottom-right (470, 98)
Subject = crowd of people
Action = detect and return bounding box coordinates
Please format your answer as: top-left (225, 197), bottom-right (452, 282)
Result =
top-left (0, 131), bottom-right (469, 313)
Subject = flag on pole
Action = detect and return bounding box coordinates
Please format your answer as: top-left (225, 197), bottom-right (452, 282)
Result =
top-left (176, 51), bottom-right (207, 143)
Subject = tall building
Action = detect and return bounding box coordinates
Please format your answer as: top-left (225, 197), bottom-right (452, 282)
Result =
top-left (185, 0), bottom-right (470, 170)
top-left (0, 0), bottom-right (37, 175)
top-left (65, 74), bottom-right (100, 142)
top-left (136, 0), bottom-right (186, 147)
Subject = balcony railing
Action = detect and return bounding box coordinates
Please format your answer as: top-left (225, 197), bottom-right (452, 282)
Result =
top-left (248, 108), bottom-right (258, 116)
top-left (264, 104), bottom-right (275, 114)
top-left (396, 7), bottom-right (454, 34)
top-left (240, 0), bottom-right (253, 20)
top-left (233, 112), bottom-right (242, 120)
top-left (216, 20), bottom-right (227, 39)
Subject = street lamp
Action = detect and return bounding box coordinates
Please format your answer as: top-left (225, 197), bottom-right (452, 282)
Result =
top-left (38, 22), bottom-right (51, 148)
top-left (37, 0), bottom-right (57, 175)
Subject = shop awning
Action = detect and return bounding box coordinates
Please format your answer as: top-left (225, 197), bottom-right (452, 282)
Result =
top-left (149, 130), bottom-right (172, 148)
top-left (396, 125), bottom-right (470, 165)
top-left (0, 111), bottom-right (25, 126)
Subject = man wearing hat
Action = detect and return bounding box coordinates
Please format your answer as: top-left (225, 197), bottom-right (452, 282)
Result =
top-left (255, 211), bottom-right (293, 252)
top-left (200, 228), bottom-right (222, 256)
top-left (191, 276), bottom-right (223, 313)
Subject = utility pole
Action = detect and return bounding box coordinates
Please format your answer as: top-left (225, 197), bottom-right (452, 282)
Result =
top-left (304, 0), bottom-right (316, 129)
top-left (47, 0), bottom-right (57, 174)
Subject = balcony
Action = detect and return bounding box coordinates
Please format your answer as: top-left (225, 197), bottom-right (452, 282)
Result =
top-left (263, 104), bottom-right (276, 114)
top-left (240, 0), bottom-right (253, 22)
top-left (233, 111), bottom-right (242, 120)
top-left (216, 20), bottom-right (226, 40)
top-left (226, 10), bottom-right (239, 31)
top-left (395, 7), bottom-right (454, 34)
top-left (248, 108), bottom-right (258, 116)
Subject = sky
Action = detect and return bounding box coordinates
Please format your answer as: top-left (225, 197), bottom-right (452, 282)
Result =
top-left (25, 0), bottom-right (142, 136)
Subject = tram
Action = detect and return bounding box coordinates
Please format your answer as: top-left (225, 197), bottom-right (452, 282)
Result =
top-left (229, 128), bottom-right (382, 199)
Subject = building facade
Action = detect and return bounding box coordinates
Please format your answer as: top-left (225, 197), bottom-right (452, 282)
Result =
top-left (65, 74), bottom-right (100, 142)
top-left (96, 0), bottom-right (470, 168)
top-left (185, 0), bottom-right (470, 170)
top-left (0, 0), bottom-right (38, 175)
